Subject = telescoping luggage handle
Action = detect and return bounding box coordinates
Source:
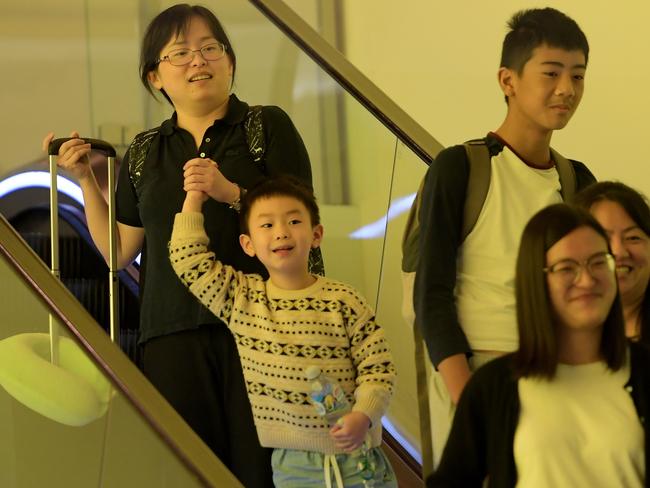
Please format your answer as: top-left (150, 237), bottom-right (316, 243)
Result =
top-left (47, 138), bottom-right (120, 364)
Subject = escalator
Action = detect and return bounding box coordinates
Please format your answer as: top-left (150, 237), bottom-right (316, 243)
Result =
top-left (0, 214), bottom-right (241, 487)
top-left (0, 0), bottom-right (447, 485)
top-left (1, 176), bottom-right (141, 362)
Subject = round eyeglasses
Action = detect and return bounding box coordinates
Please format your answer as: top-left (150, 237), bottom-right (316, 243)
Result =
top-left (157, 42), bottom-right (227, 67)
top-left (544, 252), bottom-right (615, 285)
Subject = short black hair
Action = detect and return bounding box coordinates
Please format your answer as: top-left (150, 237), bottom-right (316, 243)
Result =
top-left (499, 8), bottom-right (589, 104)
top-left (501, 7), bottom-right (589, 73)
top-left (513, 204), bottom-right (626, 379)
top-left (139, 4), bottom-right (236, 105)
top-left (239, 176), bottom-right (320, 235)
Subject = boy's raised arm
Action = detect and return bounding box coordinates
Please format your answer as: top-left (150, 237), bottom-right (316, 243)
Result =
top-left (169, 194), bottom-right (242, 325)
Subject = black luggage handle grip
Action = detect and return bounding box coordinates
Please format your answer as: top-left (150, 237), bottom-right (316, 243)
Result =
top-left (48, 138), bottom-right (117, 157)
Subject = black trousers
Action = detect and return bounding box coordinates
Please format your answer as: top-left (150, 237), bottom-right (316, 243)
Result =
top-left (141, 324), bottom-right (274, 487)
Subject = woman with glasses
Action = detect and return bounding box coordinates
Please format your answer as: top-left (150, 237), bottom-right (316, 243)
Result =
top-left (427, 203), bottom-right (650, 487)
top-left (575, 182), bottom-right (650, 346)
top-left (45, 4), bottom-right (312, 486)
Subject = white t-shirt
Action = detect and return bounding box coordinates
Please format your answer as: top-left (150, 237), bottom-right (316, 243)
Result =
top-left (456, 146), bottom-right (562, 352)
top-left (514, 358), bottom-right (644, 487)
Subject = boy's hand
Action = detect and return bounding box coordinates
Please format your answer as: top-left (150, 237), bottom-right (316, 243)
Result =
top-left (329, 412), bottom-right (371, 452)
top-left (43, 131), bottom-right (93, 182)
top-left (183, 158), bottom-right (239, 204)
top-left (182, 190), bottom-right (208, 212)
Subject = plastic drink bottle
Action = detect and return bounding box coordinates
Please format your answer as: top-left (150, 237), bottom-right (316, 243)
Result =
top-left (305, 366), bottom-right (376, 486)
top-left (305, 365), bottom-right (350, 421)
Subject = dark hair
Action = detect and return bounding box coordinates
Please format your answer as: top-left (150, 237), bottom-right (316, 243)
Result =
top-left (513, 203), bottom-right (626, 379)
top-left (574, 181), bottom-right (650, 237)
top-left (239, 176), bottom-right (320, 235)
top-left (575, 181), bottom-right (650, 343)
top-left (501, 8), bottom-right (589, 73)
top-left (139, 4), bottom-right (236, 105)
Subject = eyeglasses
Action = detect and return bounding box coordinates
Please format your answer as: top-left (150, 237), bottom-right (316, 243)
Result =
top-left (157, 42), bottom-right (227, 66)
top-left (544, 252), bottom-right (615, 285)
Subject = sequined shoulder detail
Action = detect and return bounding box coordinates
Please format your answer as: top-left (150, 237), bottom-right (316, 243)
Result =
top-left (308, 248), bottom-right (325, 276)
top-left (128, 127), bottom-right (160, 191)
top-left (243, 105), bottom-right (265, 165)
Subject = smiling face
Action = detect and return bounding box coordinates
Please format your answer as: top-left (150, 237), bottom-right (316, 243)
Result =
top-left (590, 200), bottom-right (650, 306)
top-left (545, 226), bottom-right (617, 334)
top-left (147, 15), bottom-right (233, 112)
top-left (498, 44), bottom-right (586, 135)
top-left (239, 195), bottom-right (323, 289)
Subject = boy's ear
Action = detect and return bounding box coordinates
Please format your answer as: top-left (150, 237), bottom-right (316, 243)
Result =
top-left (311, 224), bottom-right (324, 249)
top-left (148, 70), bottom-right (163, 90)
top-left (497, 66), bottom-right (516, 99)
top-left (239, 234), bottom-right (256, 257)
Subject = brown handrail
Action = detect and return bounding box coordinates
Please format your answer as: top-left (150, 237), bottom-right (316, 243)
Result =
top-left (0, 214), bottom-right (241, 487)
top-left (249, 0), bottom-right (443, 166)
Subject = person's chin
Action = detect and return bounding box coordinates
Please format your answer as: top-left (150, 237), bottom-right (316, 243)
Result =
top-left (570, 315), bottom-right (607, 331)
top-left (549, 117), bottom-right (571, 131)
top-left (616, 276), bottom-right (632, 296)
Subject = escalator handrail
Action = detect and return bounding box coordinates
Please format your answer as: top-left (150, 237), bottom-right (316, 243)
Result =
top-left (249, 0), bottom-right (444, 166)
top-left (0, 214), bottom-right (242, 487)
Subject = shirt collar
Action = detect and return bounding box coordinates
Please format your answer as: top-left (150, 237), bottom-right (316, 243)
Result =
top-left (487, 131), bottom-right (554, 169)
top-left (159, 94), bottom-right (249, 136)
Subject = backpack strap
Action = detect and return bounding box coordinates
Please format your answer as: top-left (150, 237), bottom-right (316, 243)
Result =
top-left (128, 127), bottom-right (160, 192)
top-left (461, 140), bottom-right (491, 242)
top-left (242, 104), bottom-right (325, 276)
top-left (459, 142), bottom-right (577, 238)
top-left (129, 106), bottom-right (267, 190)
top-left (129, 106), bottom-right (266, 191)
top-left (413, 325), bottom-right (434, 478)
top-left (550, 147), bottom-right (577, 201)
top-left (401, 178), bottom-right (426, 273)
top-left (243, 105), bottom-right (266, 168)
top-left (401, 138), bottom-right (491, 271)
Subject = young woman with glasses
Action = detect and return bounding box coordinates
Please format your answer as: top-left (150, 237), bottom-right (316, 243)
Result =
top-left (575, 181), bottom-right (650, 347)
top-left (428, 204), bottom-right (650, 487)
top-left (45, 4), bottom-right (313, 486)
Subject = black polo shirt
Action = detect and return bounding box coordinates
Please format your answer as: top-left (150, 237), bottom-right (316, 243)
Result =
top-left (116, 94), bottom-right (312, 343)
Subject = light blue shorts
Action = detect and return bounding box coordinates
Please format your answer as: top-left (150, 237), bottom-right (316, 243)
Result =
top-left (271, 447), bottom-right (397, 488)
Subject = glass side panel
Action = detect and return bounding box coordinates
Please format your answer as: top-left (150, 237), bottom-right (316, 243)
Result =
top-left (0, 254), bottom-right (213, 488)
top-left (376, 140), bottom-right (428, 457)
top-left (2, 0), bottom-right (433, 464)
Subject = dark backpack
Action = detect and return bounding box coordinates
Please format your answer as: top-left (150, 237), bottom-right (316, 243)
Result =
top-left (401, 139), bottom-right (576, 476)
top-left (128, 106), bottom-right (267, 191)
top-left (127, 106), bottom-right (325, 276)
top-left (401, 139), bottom-right (576, 280)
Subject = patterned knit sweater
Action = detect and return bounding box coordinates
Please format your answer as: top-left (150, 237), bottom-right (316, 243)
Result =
top-left (169, 213), bottom-right (396, 454)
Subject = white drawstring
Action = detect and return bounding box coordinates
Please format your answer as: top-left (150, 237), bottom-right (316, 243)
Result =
top-left (324, 454), bottom-right (345, 488)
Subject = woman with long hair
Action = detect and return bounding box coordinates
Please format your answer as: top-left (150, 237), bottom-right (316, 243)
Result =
top-left (428, 204), bottom-right (650, 487)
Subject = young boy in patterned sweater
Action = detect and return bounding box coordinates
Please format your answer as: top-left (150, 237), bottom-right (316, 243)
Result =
top-left (169, 175), bottom-right (397, 487)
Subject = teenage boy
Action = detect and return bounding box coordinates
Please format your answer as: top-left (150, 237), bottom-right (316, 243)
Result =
top-left (414, 7), bottom-right (596, 466)
top-left (169, 175), bottom-right (397, 487)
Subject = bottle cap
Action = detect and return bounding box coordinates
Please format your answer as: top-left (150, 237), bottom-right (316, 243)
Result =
top-left (304, 365), bottom-right (321, 380)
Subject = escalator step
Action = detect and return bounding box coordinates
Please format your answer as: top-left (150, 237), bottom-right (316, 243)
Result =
top-left (22, 233), bottom-right (107, 279)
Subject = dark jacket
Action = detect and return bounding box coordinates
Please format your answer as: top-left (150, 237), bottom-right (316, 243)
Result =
top-left (414, 134), bottom-right (596, 368)
top-left (427, 342), bottom-right (650, 487)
